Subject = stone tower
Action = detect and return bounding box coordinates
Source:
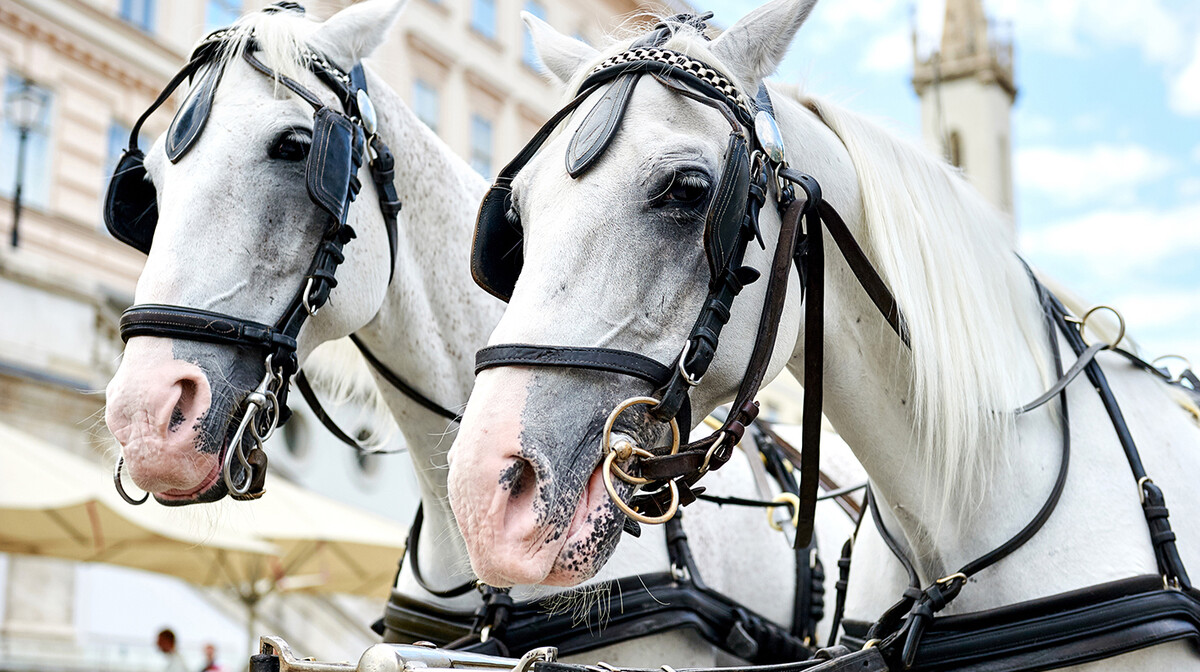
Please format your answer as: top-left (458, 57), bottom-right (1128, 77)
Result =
top-left (912, 0), bottom-right (1016, 216)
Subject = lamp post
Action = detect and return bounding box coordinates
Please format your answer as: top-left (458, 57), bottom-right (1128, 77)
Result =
top-left (6, 78), bottom-right (45, 248)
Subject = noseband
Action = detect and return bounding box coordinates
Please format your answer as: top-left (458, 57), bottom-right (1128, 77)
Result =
top-left (106, 6), bottom-right (405, 502)
top-left (470, 15), bottom-right (908, 538)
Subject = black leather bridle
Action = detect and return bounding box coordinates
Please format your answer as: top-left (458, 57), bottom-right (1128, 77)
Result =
top-left (106, 4), bottom-right (457, 503)
top-left (470, 14), bottom-right (906, 541)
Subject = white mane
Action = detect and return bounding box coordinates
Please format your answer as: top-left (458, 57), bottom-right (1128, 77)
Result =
top-left (794, 93), bottom-right (1052, 509)
top-left (212, 8), bottom-right (313, 83)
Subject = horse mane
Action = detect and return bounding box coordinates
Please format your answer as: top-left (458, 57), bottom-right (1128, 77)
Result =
top-left (211, 5), bottom-right (316, 84)
top-left (791, 92), bottom-right (1053, 510)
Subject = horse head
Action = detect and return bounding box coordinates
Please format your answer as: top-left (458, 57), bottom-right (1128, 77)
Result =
top-left (105, 0), bottom-right (406, 504)
top-left (447, 0), bottom-right (817, 587)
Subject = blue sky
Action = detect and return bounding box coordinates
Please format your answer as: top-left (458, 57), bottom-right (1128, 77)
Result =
top-left (704, 0), bottom-right (1200, 365)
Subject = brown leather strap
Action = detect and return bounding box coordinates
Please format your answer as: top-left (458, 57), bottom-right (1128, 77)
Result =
top-left (818, 200), bottom-right (909, 346)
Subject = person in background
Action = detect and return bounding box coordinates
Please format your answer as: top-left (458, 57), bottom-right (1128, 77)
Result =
top-left (201, 643), bottom-right (225, 672)
top-left (156, 628), bottom-right (188, 672)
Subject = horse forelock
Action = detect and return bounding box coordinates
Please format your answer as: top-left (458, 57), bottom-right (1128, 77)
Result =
top-left (211, 7), bottom-right (315, 86)
top-left (791, 93), bottom-right (1054, 518)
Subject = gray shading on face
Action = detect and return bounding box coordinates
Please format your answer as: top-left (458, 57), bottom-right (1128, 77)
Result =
top-left (160, 340), bottom-right (263, 505)
top-left (512, 369), bottom-right (674, 577)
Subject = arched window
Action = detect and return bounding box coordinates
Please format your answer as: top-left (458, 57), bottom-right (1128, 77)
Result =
top-left (948, 130), bottom-right (964, 169)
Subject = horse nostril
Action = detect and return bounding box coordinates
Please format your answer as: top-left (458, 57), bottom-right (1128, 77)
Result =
top-left (502, 456), bottom-right (538, 501)
top-left (169, 375), bottom-right (203, 432)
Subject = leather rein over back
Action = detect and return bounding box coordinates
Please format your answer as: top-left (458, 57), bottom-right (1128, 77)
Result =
top-left (469, 16), bottom-right (908, 542)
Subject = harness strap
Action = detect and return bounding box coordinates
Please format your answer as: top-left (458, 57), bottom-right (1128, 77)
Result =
top-left (350, 334), bottom-right (461, 423)
top-left (403, 504), bottom-right (478, 598)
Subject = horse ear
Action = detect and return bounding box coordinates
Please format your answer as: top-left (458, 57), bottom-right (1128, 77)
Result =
top-left (310, 0), bottom-right (407, 66)
top-left (710, 0), bottom-right (817, 87)
top-left (523, 11), bottom-right (598, 85)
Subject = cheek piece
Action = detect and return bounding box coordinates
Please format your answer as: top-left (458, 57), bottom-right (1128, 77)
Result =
top-left (104, 3), bottom-right (404, 501)
top-left (469, 14), bottom-right (908, 536)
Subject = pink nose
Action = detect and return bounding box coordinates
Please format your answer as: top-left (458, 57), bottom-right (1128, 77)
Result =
top-left (105, 339), bottom-right (219, 494)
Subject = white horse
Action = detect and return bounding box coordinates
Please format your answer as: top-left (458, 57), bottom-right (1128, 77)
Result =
top-left (447, 0), bottom-right (1200, 669)
top-left (103, 1), bottom-right (828, 665)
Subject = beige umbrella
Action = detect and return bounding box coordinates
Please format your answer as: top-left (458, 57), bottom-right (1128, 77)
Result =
top-left (0, 421), bottom-right (278, 586)
top-left (211, 477), bottom-right (408, 598)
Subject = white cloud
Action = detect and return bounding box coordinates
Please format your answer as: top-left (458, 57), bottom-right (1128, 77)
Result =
top-left (1173, 42), bottom-right (1200, 116)
top-left (859, 28), bottom-right (912, 74)
top-left (1109, 289), bottom-right (1200, 332)
top-left (1015, 143), bottom-right (1173, 204)
top-left (1020, 202), bottom-right (1200, 272)
top-left (1179, 177), bottom-right (1200, 198)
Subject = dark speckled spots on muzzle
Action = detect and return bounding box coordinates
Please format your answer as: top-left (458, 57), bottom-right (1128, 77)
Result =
top-left (512, 368), bottom-right (674, 552)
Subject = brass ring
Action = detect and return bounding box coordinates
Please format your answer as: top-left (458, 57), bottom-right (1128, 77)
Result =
top-left (602, 463), bottom-right (679, 525)
top-left (766, 492), bottom-right (800, 531)
top-left (601, 396), bottom-right (680, 459)
top-left (1079, 305), bottom-right (1126, 350)
top-left (1151, 355), bottom-right (1192, 384)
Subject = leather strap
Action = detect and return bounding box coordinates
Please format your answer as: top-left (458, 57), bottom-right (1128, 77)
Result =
top-left (404, 505), bottom-right (478, 598)
top-left (119, 304), bottom-right (297, 353)
top-left (351, 334), bottom-right (460, 423)
top-left (475, 344), bottom-right (673, 387)
top-left (294, 371), bottom-right (403, 454)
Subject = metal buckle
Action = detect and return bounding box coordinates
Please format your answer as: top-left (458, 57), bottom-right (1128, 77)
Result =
top-left (1137, 476), bottom-right (1154, 504)
top-left (935, 572), bottom-right (967, 586)
top-left (676, 339), bottom-right (704, 387)
top-left (1151, 354), bottom-right (1192, 384)
top-left (766, 492), bottom-right (801, 531)
top-left (301, 277), bottom-right (321, 316)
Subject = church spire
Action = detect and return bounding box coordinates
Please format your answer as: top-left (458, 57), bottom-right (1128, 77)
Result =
top-left (912, 0), bottom-right (1017, 217)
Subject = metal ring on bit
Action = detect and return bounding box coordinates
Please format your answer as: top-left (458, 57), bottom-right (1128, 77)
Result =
top-left (600, 396), bottom-right (681, 525)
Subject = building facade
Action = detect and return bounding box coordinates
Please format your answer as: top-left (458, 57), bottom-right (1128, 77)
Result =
top-left (912, 0), bottom-right (1016, 216)
top-left (0, 0), bottom-right (683, 669)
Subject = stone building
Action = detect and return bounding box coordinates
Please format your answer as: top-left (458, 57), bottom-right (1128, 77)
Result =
top-left (912, 0), bottom-right (1016, 216)
top-left (0, 0), bottom-right (683, 669)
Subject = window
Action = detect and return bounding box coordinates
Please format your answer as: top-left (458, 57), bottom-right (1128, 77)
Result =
top-left (947, 130), bottom-right (963, 169)
top-left (205, 0), bottom-right (242, 32)
top-left (522, 2), bottom-right (547, 68)
top-left (471, 0), bottom-right (496, 40)
top-left (413, 80), bottom-right (439, 133)
top-left (470, 114), bottom-right (493, 178)
top-left (119, 0), bottom-right (155, 32)
top-left (0, 75), bottom-right (53, 210)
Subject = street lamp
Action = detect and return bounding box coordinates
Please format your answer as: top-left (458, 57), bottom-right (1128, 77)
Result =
top-left (6, 78), bottom-right (46, 248)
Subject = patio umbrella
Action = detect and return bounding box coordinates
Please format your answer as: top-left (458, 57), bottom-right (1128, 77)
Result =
top-left (0, 421), bottom-right (277, 586)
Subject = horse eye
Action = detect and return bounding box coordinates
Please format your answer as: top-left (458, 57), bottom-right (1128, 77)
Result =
top-left (654, 173), bottom-right (710, 208)
top-left (269, 132), bottom-right (311, 161)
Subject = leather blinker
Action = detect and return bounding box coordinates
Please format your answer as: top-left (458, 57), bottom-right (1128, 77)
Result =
top-left (103, 149), bottom-right (158, 254)
top-left (470, 184), bottom-right (522, 301)
top-left (565, 74), bottom-right (639, 178)
top-left (307, 107), bottom-right (362, 226)
top-left (166, 61), bottom-right (225, 163)
top-left (704, 132), bottom-right (750, 280)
